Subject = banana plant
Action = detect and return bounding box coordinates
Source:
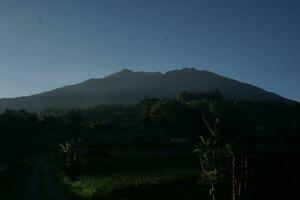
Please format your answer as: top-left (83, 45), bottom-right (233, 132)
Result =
top-left (58, 138), bottom-right (82, 166)
top-left (194, 115), bottom-right (232, 200)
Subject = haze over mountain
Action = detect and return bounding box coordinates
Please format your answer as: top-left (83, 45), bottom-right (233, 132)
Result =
top-left (0, 68), bottom-right (293, 111)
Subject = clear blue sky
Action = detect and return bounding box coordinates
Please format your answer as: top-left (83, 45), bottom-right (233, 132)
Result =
top-left (0, 0), bottom-right (299, 100)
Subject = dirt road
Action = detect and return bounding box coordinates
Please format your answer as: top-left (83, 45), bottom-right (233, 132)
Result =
top-left (25, 158), bottom-right (68, 200)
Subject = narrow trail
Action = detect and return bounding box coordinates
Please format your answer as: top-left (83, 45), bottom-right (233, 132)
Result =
top-left (25, 160), bottom-right (39, 200)
top-left (25, 158), bottom-right (68, 200)
top-left (42, 159), bottom-right (68, 200)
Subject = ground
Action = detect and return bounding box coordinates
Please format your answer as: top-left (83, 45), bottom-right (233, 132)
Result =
top-left (25, 158), bottom-right (67, 200)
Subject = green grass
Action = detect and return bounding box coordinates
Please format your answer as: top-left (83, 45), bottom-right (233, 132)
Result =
top-left (65, 169), bottom-right (196, 198)
top-left (51, 153), bottom-right (231, 200)
top-left (52, 166), bottom-right (231, 200)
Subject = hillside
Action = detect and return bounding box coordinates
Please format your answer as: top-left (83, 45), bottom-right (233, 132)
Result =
top-left (0, 68), bottom-right (293, 111)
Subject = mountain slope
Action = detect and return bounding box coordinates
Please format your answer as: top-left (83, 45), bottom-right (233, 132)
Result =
top-left (0, 68), bottom-right (293, 111)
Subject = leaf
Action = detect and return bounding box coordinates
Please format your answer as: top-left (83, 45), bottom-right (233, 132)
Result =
top-left (199, 136), bottom-right (207, 145)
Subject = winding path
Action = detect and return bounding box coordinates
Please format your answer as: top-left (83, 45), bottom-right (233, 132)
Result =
top-left (25, 158), bottom-right (68, 200)
top-left (25, 160), bottom-right (39, 200)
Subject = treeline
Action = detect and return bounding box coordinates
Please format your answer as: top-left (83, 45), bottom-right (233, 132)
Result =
top-left (0, 90), bottom-right (300, 147)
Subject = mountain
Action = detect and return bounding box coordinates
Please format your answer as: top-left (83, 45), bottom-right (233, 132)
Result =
top-left (0, 68), bottom-right (293, 111)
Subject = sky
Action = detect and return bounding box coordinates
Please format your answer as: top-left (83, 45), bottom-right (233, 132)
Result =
top-left (0, 0), bottom-right (299, 101)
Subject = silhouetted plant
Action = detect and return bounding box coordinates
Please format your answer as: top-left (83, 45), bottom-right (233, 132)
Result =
top-left (58, 138), bottom-right (82, 166)
top-left (194, 115), bottom-right (232, 200)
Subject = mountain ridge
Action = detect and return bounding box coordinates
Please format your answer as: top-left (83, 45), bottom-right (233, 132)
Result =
top-left (0, 68), bottom-right (294, 111)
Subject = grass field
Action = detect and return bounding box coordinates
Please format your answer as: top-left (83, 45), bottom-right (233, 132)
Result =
top-left (52, 153), bottom-right (231, 200)
top-left (53, 167), bottom-right (230, 200)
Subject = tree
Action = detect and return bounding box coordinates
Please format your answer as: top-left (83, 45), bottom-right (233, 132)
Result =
top-left (149, 99), bottom-right (190, 137)
top-left (138, 98), bottom-right (159, 120)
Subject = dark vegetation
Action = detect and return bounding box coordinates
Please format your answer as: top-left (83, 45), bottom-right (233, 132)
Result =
top-left (0, 90), bottom-right (300, 199)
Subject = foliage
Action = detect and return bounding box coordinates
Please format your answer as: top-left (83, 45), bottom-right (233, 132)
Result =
top-left (138, 98), bottom-right (159, 119)
top-left (1, 91), bottom-right (299, 145)
top-left (57, 138), bottom-right (82, 166)
top-left (194, 115), bottom-right (233, 200)
top-left (53, 166), bottom-right (202, 200)
top-left (0, 90), bottom-right (299, 199)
